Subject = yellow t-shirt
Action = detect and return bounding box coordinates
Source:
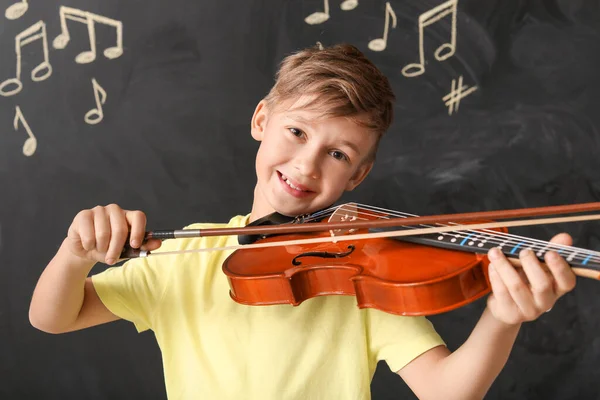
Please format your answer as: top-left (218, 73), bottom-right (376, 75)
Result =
top-left (92, 214), bottom-right (445, 400)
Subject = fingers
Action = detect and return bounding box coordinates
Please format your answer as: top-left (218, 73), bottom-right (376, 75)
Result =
top-left (549, 232), bottom-right (572, 247)
top-left (123, 210), bottom-right (160, 254)
top-left (143, 239), bottom-right (163, 251)
top-left (68, 204), bottom-right (149, 265)
top-left (125, 210), bottom-right (147, 248)
top-left (94, 206), bottom-right (111, 253)
top-left (73, 209), bottom-right (96, 252)
top-left (545, 232), bottom-right (577, 294)
top-left (105, 205), bottom-right (129, 264)
top-left (486, 232), bottom-right (578, 324)
top-left (545, 250), bottom-right (577, 295)
top-left (487, 264), bottom-right (520, 324)
top-left (519, 249), bottom-right (555, 313)
top-left (488, 247), bottom-right (538, 320)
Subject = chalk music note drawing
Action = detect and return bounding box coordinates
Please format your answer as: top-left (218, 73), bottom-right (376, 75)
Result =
top-left (13, 106), bottom-right (37, 156)
top-left (85, 78), bottom-right (107, 125)
top-left (53, 6), bottom-right (123, 64)
top-left (305, 0), bottom-right (330, 24)
top-left (443, 75), bottom-right (477, 115)
top-left (305, 0), bottom-right (358, 25)
top-left (5, 0), bottom-right (28, 20)
top-left (368, 2), bottom-right (397, 52)
top-left (402, 0), bottom-right (458, 78)
top-left (0, 21), bottom-right (53, 97)
top-left (340, 0), bottom-right (358, 11)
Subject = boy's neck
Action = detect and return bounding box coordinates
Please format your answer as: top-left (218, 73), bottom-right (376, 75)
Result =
top-left (248, 184), bottom-right (273, 224)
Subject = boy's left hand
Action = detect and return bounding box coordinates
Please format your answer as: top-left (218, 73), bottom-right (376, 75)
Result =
top-left (485, 233), bottom-right (577, 325)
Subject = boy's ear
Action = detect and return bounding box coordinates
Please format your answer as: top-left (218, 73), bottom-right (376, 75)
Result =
top-left (345, 160), bottom-right (374, 191)
top-left (251, 100), bottom-right (268, 141)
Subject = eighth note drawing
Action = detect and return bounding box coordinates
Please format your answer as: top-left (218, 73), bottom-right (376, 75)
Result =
top-left (85, 78), bottom-right (107, 125)
top-left (305, 0), bottom-right (330, 24)
top-left (340, 0), bottom-right (358, 11)
top-left (443, 75), bottom-right (477, 116)
top-left (53, 6), bottom-right (123, 64)
top-left (305, 0), bottom-right (358, 25)
top-left (368, 2), bottom-right (397, 52)
top-left (402, 0), bottom-right (458, 78)
top-left (5, 0), bottom-right (28, 20)
top-left (13, 106), bottom-right (37, 157)
top-left (0, 20), bottom-right (53, 97)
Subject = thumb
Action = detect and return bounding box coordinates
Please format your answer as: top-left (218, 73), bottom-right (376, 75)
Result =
top-left (141, 238), bottom-right (163, 251)
top-left (549, 232), bottom-right (572, 246)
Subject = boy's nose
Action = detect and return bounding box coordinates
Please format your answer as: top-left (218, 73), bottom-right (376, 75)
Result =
top-left (293, 149), bottom-right (321, 180)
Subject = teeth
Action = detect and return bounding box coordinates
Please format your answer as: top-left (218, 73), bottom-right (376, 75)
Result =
top-left (281, 174), bottom-right (305, 191)
top-left (286, 179), bottom-right (303, 191)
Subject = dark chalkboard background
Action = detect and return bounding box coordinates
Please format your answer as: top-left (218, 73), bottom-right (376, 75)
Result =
top-left (1, 0), bottom-right (599, 399)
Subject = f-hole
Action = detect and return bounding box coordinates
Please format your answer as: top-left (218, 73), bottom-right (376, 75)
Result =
top-left (291, 245), bottom-right (355, 266)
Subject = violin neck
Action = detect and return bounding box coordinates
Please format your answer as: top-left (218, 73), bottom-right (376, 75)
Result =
top-left (384, 229), bottom-right (600, 275)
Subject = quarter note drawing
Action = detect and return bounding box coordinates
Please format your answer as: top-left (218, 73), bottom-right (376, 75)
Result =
top-left (402, 0), bottom-right (458, 78)
top-left (53, 6), bottom-right (123, 64)
top-left (443, 75), bottom-right (477, 115)
top-left (13, 106), bottom-right (37, 157)
top-left (0, 21), bottom-right (53, 97)
top-left (84, 78), bottom-right (107, 125)
top-left (368, 2), bottom-right (397, 52)
top-left (5, 0), bottom-right (28, 20)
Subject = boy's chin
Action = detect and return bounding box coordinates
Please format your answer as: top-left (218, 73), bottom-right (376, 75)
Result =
top-left (272, 201), bottom-right (329, 218)
top-left (272, 205), bottom-right (308, 217)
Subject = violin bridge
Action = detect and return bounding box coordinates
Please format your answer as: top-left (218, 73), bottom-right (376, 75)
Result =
top-left (328, 202), bottom-right (360, 243)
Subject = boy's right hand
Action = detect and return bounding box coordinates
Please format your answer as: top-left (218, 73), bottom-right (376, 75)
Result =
top-left (66, 204), bottom-right (163, 265)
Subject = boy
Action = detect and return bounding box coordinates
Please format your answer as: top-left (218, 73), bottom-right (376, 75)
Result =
top-left (29, 44), bottom-right (576, 399)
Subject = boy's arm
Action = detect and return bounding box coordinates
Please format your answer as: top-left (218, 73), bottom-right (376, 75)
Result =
top-left (398, 308), bottom-right (519, 400)
top-left (29, 239), bottom-right (119, 333)
top-left (30, 204), bottom-right (161, 334)
top-left (397, 233), bottom-right (576, 400)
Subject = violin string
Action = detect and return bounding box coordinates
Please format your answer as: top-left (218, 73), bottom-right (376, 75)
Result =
top-left (347, 202), bottom-right (567, 250)
top-left (339, 203), bottom-right (600, 263)
top-left (308, 202), bottom-right (582, 257)
top-left (269, 202), bottom-right (600, 263)
top-left (360, 206), bottom-right (600, 256)
top-left (350, 203), bottom-right (600, 258)
top-left (355, 203), bottom-right (600, 262)
top-left (344, 205), bottom-right (530, 248)
top-left (304, 206), bottom-right (338, 221)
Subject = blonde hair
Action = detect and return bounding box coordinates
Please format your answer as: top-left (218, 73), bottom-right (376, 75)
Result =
top-left (264, 43), bottom-right (395, 159)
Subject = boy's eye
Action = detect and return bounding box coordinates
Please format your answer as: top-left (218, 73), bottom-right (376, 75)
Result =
top-left (288, 128), bottom-right (303, 137)
top-left (329, 150), bottom-right (348, 162)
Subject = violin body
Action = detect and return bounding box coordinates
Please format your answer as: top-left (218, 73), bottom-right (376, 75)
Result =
top-left (223, 215), bottom-right (507, 316)
top-left (122, 201), bottom-right (599, 315)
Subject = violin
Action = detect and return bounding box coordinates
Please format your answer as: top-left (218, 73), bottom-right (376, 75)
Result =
top-left (121, 202), bottom-right (600, 316)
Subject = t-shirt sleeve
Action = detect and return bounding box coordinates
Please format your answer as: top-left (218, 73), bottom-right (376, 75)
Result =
top-left (91, 239), bottom-right (178, 333)
top-left (90, 221), bottom-right (226, 333)
top-left (365, 308), bottom-right (446, 373)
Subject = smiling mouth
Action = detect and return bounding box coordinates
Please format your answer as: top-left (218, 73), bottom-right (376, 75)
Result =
top-left (277, 171), bottom-right (314, 194)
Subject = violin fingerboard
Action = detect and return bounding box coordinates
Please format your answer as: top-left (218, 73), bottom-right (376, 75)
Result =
top-left (372, 228), bottom-right (600, 272)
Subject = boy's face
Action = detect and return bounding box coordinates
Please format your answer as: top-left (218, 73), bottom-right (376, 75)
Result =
top-left (250, 96), bottom-right (376, 220)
